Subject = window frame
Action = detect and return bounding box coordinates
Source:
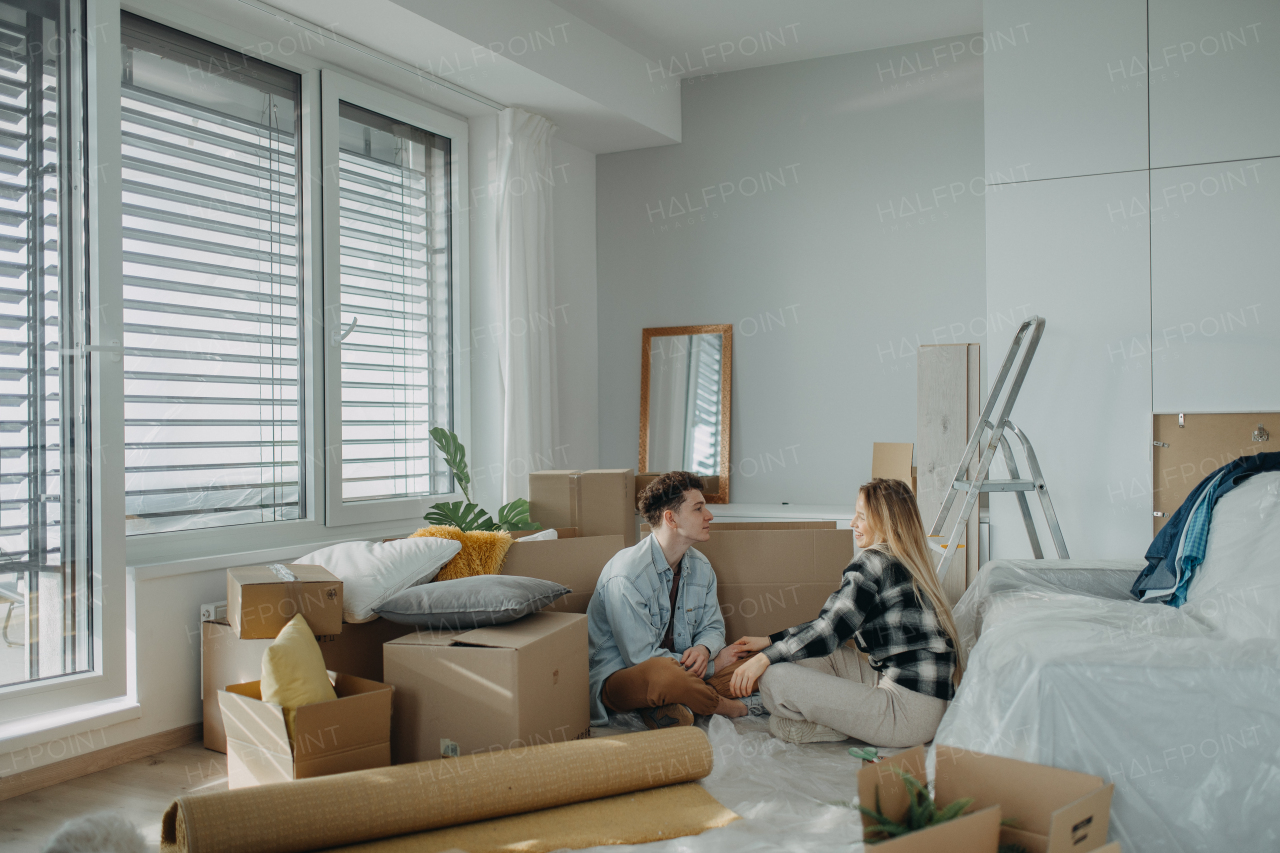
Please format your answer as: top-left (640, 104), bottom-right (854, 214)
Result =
top-left (320, 70), bottom-right (470, 529)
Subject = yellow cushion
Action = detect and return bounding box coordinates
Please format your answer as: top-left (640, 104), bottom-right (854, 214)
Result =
top-left (260, 613), bottom-right (337, 744)
top-left (411, 526), bottom-right (514, 581)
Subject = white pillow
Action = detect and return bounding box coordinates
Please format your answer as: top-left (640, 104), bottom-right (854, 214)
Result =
top-left (514, 528), bottom-right (558, 542)
top-left (1185, 471), bottom-right (1280, 640)
top-left (292, 537), bottom-right (461, 623)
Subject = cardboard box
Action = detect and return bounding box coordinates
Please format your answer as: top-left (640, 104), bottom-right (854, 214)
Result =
top-left (501, 534), bottom-right (625, 615)
top-left (934, 744), bottom-right (1114, 853)
top-left (858, 745), bottom-right (1114, 853)
top-left (510, 527), bottom-right (579, 540)
top-left (695, 528), bottom-right (853, 639)
top-left (859, 747), bottom-right (1000, 852)
top-left (383, 611), bottom-right (590, 762)
top-left (576, 469), bottom-right (637, 546)
top-left (226, 564), bottom-right (343, 639)
top-left (529, 470), bottom-right (581, 530)
top-left (219, 672), bottom-right (392, 788)
top-left (202, 618), bottom-right (416, 752)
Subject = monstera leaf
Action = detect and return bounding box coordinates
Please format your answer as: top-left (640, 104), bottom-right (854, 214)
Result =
top-left (422, 500), bottom-right (495, 532)
top-left (429, 427), bottom-right (472, 501)
top-left (495, 498), bottom-right (540, 532)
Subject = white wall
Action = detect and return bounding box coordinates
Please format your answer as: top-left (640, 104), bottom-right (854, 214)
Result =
top-left (596, 36), bottom-right (987, 506)
top-left (982, 0), bottom-right (1280, 561)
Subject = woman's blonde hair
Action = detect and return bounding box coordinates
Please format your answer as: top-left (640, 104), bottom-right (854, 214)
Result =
top-left (859, 478), bottom-right (964, 684)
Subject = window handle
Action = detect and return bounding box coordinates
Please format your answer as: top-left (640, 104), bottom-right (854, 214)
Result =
top-left (331, 317), bottom-right (358, 345)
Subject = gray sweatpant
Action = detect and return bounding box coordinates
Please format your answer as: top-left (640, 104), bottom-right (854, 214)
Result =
top-left (757, 644), bottom-right (948, 747)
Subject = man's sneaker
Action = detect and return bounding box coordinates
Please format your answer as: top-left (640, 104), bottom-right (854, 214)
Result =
top-left (639, 703), bottom-right (694, 730)
top-left (769, 714), bottom-right (847, 743)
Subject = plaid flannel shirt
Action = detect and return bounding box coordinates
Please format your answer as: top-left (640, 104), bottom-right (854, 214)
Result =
top-left (764, 548), bottom-right (956, 700)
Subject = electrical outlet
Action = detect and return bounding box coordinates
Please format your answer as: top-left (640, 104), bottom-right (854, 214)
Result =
top-left (200, 600), bottom-right (227, 622)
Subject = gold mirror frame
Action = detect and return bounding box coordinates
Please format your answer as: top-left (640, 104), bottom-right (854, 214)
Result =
top-left (638, 324), bottom-right (733, 503)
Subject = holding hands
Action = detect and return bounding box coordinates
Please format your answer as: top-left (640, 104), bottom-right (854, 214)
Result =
top-left (725, 636), bottom-right (772, 698)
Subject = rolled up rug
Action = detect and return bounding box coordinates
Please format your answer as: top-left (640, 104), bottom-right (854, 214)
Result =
top-left (162, 727), bottom-right (729, 853)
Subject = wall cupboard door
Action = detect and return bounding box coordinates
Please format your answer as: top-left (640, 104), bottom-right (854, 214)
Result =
top-left (985, 171), bottom-right (1152, 560)
top-left (1151, 157), bottom-right (1280, 412)
top-left (983, 0), bottom-right (1148, 183)
top-left (1149, 0), bottom-right (1280, 168)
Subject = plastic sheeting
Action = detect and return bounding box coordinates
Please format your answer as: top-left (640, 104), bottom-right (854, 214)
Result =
top-left (936, 472), bottom-right (1280, 853)
top-left (589, 713), bottom-right (870, 853)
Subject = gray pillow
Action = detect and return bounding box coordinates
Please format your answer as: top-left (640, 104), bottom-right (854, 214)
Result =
top-left (373, 575), bottom-right (571, 628)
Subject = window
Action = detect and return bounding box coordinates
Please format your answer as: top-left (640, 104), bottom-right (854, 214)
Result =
top-left (322, 73), bottom-right (463, 526)
top-left (0, 0), bottom-right (89, 688)
top-left (120, 15), bottom-right (303, 535)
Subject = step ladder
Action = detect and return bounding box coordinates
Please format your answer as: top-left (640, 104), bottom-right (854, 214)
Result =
top-left (928, 316), bottom-right (1068, 581)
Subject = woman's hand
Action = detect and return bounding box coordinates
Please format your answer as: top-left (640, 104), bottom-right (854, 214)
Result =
top-left (730, 636), bottom-right (770, 654)
top-left (728, 653), bottom-right (771, 698)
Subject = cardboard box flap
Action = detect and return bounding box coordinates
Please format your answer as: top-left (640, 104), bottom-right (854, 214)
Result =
top-left (1045, 784), bottom-right (1113, 852)
top-left (858, 745), bottom-right (927, 824)
top-left (935, 744), bottom-right (1107, 837)
top-left (871, 805), bottom-right (1000, 853)
top-left (384, 628), bottom-right (467, 648)
top-left (219, 683), bottom-right (290, 757)
top-left (451, 611), bottom-right (578, 649)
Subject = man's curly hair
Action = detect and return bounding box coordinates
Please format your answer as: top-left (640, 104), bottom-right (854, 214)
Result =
top-left (637, 471), bottom-right (705, 527)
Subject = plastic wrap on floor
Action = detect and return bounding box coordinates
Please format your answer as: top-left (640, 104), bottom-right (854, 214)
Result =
top-left (587, 714), bottom-right (870, 853)
top-left (937, 474), bottom-right (1280, 853)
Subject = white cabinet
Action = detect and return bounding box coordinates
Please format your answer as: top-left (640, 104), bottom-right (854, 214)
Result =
top-left (985, 171), bottom-right (1152, 559)
top-left (1151, 158), bottom-right (1280, 412)
top-left (984, 0), bottom-right (1148, 182)
top-left (1149, 0), bottom-right (1280, 167)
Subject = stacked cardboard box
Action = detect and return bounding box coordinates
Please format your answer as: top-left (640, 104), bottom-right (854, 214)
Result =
top-left (502, 533), bottom-right (625, 613)
top-left (529, 469), bottom-right (637, 546)
top-left (226, 564), bottom-right (343, 639)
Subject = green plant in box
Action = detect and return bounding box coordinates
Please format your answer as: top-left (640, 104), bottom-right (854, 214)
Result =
top-left (423, 428), bottom-right (541, 533)
top-left (858, 767), bottom-right (973, 843)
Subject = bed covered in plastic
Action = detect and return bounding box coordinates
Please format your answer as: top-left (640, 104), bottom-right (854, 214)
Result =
top-left (935, 472), bottom-right (1280, 852)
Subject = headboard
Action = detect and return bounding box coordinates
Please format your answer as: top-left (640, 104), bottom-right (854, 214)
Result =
top-left (1152, 412), bottom-right (1276, 534)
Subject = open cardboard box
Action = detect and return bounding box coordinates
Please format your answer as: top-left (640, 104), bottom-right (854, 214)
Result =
top-left (218, 672), bottom-right (392, 788)
top-left (383, 611), bottom-right (589, 762)
top-left (858, 745), bottom-right (1115, 853)
top-left (530, 470), bottom-right (637, 546)
top-left (202, 617), bottom-right (415, 752)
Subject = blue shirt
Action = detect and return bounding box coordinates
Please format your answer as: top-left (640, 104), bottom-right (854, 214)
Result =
top-left (586, 535), bottom-right (726, 725)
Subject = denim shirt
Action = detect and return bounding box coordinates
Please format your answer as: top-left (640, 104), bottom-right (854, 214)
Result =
top-left (585, 535), bottom-right (726, 725)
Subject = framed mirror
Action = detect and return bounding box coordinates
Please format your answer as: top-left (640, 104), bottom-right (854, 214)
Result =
top-left (639, 324), bottom-right (732, 503)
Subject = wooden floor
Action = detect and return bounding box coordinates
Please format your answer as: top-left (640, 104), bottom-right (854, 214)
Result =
top-left (2, 743), bottom-right (228, 853)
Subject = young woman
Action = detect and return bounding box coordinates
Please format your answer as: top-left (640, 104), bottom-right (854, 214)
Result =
top-left (722, 477), bottom-right (962, 746)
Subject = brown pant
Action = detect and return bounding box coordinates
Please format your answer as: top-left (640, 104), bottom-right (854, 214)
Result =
top-left (601, 657), bottom-right (720, 716)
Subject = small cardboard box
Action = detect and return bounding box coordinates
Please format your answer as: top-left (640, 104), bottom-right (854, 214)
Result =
top-left (934, 744), bottom-right (1114, 853)
top-left (383, 611), bottom-right (589, 762)
top-left (226, 564), bottom-right (342, 639)
top-left (202, 618), bottom-right (416, 752)
top-left (502, 533), bottom-right (625, 614)
top-left (695, 528), bottom-right (853, 639)
top-left (218, 672), bottom-right (392, 788)
top-left (858, 747), bottom-right (1000, 852)
top-left (576, 469), bottom-right (637, 546)
top-left (529, 470), bottom-right (581, 530)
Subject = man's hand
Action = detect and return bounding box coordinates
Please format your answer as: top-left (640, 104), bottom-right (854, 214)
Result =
top-left (681, 644), bottom-right (711, 678)
top-left (728, 653), bottom-right (771, 698)
top-left (712, 644), bottom-right (746, 673)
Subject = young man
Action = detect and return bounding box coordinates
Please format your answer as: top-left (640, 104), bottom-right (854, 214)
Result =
top-left (586, 471), bottom-right (749, 729)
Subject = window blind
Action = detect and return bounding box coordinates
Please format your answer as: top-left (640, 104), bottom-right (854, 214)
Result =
top-left (336, 102), bottom-right (452, 503)
top-left (0, 0), bottom-right (89, 686)
top-left (120, 16), bottom-right (303, 534)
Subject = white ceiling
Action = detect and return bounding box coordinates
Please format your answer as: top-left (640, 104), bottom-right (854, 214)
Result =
top-left (543, 0), bottom-right (983, 75)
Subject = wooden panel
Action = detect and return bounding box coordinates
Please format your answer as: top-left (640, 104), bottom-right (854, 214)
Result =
top-left (917, 344), bottom-right (978, 605)
top-left (1152, 412), bottom-right (1276, 534)
top-left (0, 723), bottom-right (201, 802)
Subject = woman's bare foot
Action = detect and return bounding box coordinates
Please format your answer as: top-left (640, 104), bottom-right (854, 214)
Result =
top-left (714, 696), bottom-right (748, 718)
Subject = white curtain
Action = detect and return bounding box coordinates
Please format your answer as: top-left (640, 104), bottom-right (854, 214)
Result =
top-left (496, 108), bottom-right (558, 502)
